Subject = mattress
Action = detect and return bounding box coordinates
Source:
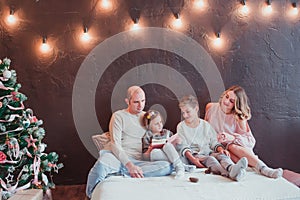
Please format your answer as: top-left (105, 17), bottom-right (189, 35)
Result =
top-left (91, 168), bottom-right (300, 200)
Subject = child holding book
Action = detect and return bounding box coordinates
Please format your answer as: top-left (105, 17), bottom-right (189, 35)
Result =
top-left (142, 110), bottom-right (185, 179)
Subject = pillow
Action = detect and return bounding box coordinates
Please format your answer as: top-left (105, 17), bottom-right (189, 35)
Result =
top-left (92, 132), bottom-right (111, 151)
top-left (283, 169), bottom-right (300, 187)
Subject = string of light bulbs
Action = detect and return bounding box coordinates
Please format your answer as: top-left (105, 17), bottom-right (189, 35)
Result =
top-left (3, 0), bottom-right (299, 54)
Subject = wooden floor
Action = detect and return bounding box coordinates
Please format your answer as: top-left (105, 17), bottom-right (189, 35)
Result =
top-left (49, 184), bottom-right (87, 200)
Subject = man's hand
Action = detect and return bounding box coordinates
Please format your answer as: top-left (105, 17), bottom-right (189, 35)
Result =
top-left (126, 162), bottom-right (144, 178)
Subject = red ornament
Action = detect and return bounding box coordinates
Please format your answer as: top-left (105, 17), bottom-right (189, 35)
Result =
top-left (0, 151), bottom-right (7, 163)
top-left (11, 91), bottom-right (19, 101)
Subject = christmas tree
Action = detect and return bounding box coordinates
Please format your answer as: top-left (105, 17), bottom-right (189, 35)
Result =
top-left (0, 58), bottom-right (63, 199)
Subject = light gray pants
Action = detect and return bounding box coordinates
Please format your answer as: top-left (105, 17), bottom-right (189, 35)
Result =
top-left (150, 143), bottom-right (180, 164)
top-left (182, 152), bottom-right (234, 176)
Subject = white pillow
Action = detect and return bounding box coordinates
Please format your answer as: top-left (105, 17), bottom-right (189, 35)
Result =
top-left (92, 132), bottom-right (111, 151)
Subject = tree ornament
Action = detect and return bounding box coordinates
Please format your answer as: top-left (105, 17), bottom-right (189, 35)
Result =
top-left (3, 70), bottom-right (12, 80)
top-left (22, 118), bottom-right (31, 128)
top-left (2, 58), bottom-right (11, 66)
top-left (0, 151), bottom-right (7, 163)
top-left (25, 134), bottom-right (38, 150)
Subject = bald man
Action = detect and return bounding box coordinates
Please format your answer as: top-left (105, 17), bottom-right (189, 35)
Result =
top-left (86, 86), bottom-right (172, 199)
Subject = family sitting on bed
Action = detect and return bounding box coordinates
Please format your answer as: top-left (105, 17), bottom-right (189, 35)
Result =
top-left (85, 85), bottom-right (283, 199)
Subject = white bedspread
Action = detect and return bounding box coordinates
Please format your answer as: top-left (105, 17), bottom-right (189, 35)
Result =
top-left (91, 168), bottom-right (300, 200)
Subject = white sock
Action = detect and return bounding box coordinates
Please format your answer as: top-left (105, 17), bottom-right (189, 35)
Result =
top-left (183, 164), bottom-right (196, 172)
top-left (229, 157), bottom-right (248, 181)
top-left (174, 160), bottom-right (185, 179)
top-left (256, 160), bottom-right (283, 178)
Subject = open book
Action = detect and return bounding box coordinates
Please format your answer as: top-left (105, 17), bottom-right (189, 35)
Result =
top-left (151, 138), bottom-right (167, 148)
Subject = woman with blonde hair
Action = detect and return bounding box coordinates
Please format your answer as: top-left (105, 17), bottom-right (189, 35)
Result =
top-left (205, 85), bottom-right (282, 178)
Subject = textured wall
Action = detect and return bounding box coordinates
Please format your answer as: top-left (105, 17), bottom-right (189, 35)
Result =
top-left (0, 0), bottom-right (299, 185)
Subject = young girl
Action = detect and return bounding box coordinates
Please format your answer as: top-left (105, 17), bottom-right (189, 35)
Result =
top-left (142, 110), bottom-right (185, 179)
top-left (177, 95), bottom-right (248, 181)
top-left (204, 85), bottom-right (283, 178)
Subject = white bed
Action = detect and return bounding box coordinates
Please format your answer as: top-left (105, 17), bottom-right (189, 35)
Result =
top-left (91, 134), bottom-right (300, 200)
top-left (91, 168), bottom-right (300, 200)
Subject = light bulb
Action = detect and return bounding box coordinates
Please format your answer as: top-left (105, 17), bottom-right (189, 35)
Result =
top-left (172, 13), bottom-right (182, 29)
top-left (6, 9), bottom-right (17, 25)
top-left (131, 23), bottom-right (139, 31)
top-left (131, 18), bottom-right (140, 31)
top-left (239, 5), bottom-right (250, 16)
top-left (101, 0), bottom-right (112, 10)
top-left (194, 0), bottom-right (205, 9)
top-left (289, 3), bottom-right (299, 17)
top-left (81, 27), bottom-right (91, 42)
top-left (40, 37), bottom-right (50, 53)
top-left (213, 33), bottom-right (223, 48)
top-left (263, 1), bottom-right (272, 16)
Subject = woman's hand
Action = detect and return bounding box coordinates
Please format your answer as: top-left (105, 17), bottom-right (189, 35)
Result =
top-left (218, 132), bottom-right (235, 143)
top-left (218, 133), bottom-right (227, 143)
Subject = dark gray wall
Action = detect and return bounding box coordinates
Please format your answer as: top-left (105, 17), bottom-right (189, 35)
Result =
top-left (0, 0), bottom-right (299, 185)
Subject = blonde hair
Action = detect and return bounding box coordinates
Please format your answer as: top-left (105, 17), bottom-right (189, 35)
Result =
top-left (219, 85), bottom-right (251, 120)
top-left (142, 110), bottom-right (161, 129)
top-left (179, 95), bottom-right (199, 109)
